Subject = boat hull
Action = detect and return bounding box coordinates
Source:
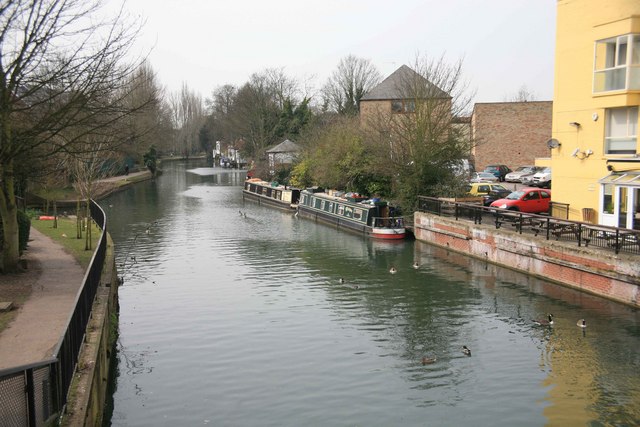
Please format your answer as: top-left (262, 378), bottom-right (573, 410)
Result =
top-left (370, 228), bottom-right (406, 240)
top-left (243, 179), bottom-right (300, 212)
top-left (297, 194), bottom-right (406, 240)
top-left (242, 189), bottom-right (297, 212)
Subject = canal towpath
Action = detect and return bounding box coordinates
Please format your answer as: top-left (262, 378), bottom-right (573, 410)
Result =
top-left (0, 170), bottom-right (151, 370)
top-left (0, 228), bottom-right (84, 369)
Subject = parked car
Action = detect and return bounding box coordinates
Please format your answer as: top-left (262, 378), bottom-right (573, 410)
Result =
top-left (482, 188), bottom-right (514, 206)
top-left (505, 166), bottom-right (540, 183)
top-left (484, 164), bottom-right (512, 182)
top-left (520, 173), bottom-right (536, 186)
top-left (490, 187), bottom-right (552, 213)
top-left (470, 171), bottom-right (499, 183)
top-left (467, 182), bottom-right (510, 197)
top-left (532, 167), bottom-right (552, 188)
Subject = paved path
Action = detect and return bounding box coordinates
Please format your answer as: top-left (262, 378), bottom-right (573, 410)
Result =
top-left (0, 228), bottom-right (84, 369)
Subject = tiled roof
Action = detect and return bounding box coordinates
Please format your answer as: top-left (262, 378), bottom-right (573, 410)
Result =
top-left (266, 139), bottom-right (301, 153)
top-left (361, 64), bottom-right (449, 101)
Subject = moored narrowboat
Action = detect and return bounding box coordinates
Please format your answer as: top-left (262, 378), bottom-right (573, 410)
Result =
top-left (243, 178), bottom-right (300, 211)
top-left (297, 188), bottom-right (406, 240)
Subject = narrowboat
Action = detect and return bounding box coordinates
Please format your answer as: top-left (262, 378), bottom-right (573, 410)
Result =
top-left (297, 188), bottom-right (406, 240)
top-left (242, 178), bottom-right (300, 211)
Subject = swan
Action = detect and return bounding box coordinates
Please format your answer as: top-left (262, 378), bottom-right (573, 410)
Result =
top-left (577, 319), bottom-right (587, 328)
top-left (389, 267), bottom-right (397, 274)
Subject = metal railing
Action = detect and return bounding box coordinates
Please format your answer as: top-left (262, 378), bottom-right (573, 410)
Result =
top-left (0, 199), bottom-right (108, 426)
top-left (416, 196), bottom-right (640, 255)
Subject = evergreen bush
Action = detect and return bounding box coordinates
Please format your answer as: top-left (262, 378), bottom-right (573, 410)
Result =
top-left (18, 210), bottom-right (31, 254)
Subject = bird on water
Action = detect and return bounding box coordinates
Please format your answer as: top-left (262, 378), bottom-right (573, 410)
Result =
top-left (462, 345), bottom-right (471, 356)
top-left (577, 319), bottom-right (587, 328)
top-left (413, 262), bottom-right (419, 269)
top-left (533, 314), bottom-right (554, 326)
top-left (421, 356), bottom-right (437, 365)
top-left (389, 266), bottom-right (397, 274)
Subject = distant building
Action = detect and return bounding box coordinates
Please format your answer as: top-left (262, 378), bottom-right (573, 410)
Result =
top-left (471, 101), bottom-right (553, 171)
top-left (550, 0), bottom-right (639, 227)
top-left (266, 139), bottom-right (301, 171)
top-left (359, 64), bottom-right (451, 128)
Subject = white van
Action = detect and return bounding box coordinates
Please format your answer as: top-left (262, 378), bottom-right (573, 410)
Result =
top-left (532, 167), bottom-right (551, 188)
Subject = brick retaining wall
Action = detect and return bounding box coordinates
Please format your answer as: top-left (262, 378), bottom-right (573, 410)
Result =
top-left (414, 212), bottom-right (640, 307)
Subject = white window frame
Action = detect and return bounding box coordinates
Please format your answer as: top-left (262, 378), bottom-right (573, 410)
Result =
top-left (605, 107), bottom-right (638, 155)
top-left (594, 33), bottom-right (640, 92)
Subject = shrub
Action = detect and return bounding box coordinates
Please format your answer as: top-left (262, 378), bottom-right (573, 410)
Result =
top-left (17, 211), bottom-right (31, 254)
top-left (0, 210), bottom-right (31, 255)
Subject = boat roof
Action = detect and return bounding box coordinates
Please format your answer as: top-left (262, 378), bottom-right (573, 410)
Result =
top-left (303, 189), bottom-right (385, 207)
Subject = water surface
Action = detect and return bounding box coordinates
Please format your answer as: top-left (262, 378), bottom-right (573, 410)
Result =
top-left (104, 160), bottom-right (640, 426)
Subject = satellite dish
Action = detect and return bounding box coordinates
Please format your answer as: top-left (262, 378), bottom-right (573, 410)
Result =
top-left (546, 138), bottom-right (560, 149)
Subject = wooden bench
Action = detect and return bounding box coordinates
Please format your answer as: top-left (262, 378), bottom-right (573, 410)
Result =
top-left (529, 219), bottom-right (580, 240)
top-left (494, 212), bottom-right (534, 232)
top-left (607, 232), bottom-right (640, 252)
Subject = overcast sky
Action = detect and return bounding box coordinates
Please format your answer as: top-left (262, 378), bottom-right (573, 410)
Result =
top-left (116, 0), bottom-right (557, 103)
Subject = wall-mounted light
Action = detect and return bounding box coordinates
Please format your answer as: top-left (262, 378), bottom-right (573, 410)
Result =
top-left (569, 121), bottom-right (581, 128)
top-left (572, 148), bottom-right (593, 159)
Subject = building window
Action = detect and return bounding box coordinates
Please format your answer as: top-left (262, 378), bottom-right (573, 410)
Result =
top-left (605, 107), bottom-right (638, 155)
top-left (594, 34), bottom-right (640, 92)
top-left (391, 100), bottom-right (416, 113)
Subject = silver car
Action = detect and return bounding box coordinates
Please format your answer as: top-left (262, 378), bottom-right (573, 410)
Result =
top-left (532, 167), bottom-right (552, 188)
top-left (505, 166), bottom-right (539, 183)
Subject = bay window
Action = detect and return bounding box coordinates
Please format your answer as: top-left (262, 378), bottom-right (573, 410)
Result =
top-left (594, 34), bottom-right (640, 92)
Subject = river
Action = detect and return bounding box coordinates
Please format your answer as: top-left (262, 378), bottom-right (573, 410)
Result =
top-left (103, 159), bottom-right (640, 426)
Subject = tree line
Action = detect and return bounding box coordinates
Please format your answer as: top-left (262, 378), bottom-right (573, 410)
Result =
top-left (0, 0), bottom-right (474, 273)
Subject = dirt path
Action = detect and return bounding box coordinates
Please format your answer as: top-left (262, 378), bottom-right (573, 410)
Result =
top-left (0, 228), bottom-right (84, 369)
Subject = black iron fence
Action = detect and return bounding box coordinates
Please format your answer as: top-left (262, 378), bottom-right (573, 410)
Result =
top-left (416, 196), bottom-right (640, 256)
top-left (0, 199), bottom-right (108, 426)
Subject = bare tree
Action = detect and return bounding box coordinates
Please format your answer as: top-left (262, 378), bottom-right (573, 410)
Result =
top-left (505, 84), bottom-right (537, 102)
top-left (170, 83), bottom-right (206, 156)
top-left (322, 55), bottom-right (382, 116)
top-left (69, 137), bottom-right (118, 250)
top-left (122, 62), bottom-right (173, 163)
top-left (0, 0), bottom-right (146, 272)
top-left (363, 54), bottom-right (476, 210)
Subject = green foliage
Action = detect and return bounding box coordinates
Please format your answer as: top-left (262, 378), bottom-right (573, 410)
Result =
top-left (17, 211), bottom-right (31, 254)
top-left (143, 146), bottom-right (158, 175)
top-left (0, 210), bottom-right (31, 255)
top-left (272, 166), bottom-right (292, 186)
top-left (289, 158), bottom-right (313, 189)
top-left (275, 98), bottom-right (312, 139)
top-left (294, 116), bottom-right (391, 197)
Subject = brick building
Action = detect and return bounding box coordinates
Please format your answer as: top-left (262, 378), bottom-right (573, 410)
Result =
top-left (471, 101), bottom-right (552, 171)
top-left (359, 64), bottom-right (451, 129)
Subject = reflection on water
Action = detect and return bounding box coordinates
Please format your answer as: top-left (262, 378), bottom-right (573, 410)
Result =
top-left (104, 160), bottom-right (640, 426)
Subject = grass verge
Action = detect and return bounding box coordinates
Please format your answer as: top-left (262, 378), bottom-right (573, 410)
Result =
top-left (31, 216), bottom-right (102, 269)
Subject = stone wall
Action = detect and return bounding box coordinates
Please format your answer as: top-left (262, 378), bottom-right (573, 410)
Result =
top-left (414, 211), bottom-right (640, 307)
top-left (62, 236), bottom-right (119, 426)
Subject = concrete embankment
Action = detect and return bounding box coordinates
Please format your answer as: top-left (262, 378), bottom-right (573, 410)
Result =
top-left (414, 212), bottom-right (640, 308)
top-left (61, 235), bottom-right (119, 426)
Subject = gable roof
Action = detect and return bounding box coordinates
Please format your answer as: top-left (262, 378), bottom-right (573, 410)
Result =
top-left (266, 139), bottom-right (301, 153)
top-left (360, 64), bottom-right (449, 101)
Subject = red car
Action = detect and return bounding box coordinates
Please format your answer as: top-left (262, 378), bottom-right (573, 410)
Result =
top-left (490, 188), bottom-right (551, 213)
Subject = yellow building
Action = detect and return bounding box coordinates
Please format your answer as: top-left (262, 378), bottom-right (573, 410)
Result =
top-left (551, 0), bottom-right (640, 228)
